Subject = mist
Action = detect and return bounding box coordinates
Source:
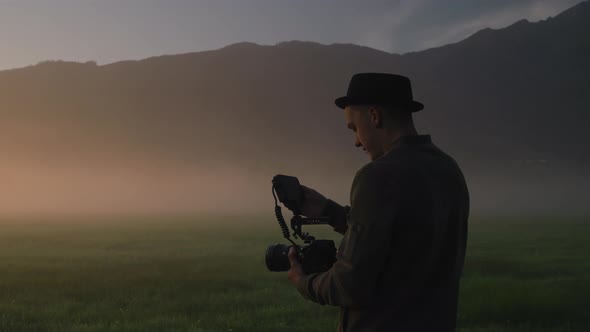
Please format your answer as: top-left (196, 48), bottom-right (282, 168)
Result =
top-left (1, 2), bottom-right (589, 221)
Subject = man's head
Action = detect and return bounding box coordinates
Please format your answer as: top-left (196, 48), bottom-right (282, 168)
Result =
top-left (335, 73), bottom-right (423, 160)
top-left (344, 104), bottom-right (416, 161)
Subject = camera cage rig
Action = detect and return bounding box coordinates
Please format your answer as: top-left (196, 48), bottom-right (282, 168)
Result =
top-left (272, 184), bottom-right (330, 248)
top-left (290, 215), bottom-right (330, 243)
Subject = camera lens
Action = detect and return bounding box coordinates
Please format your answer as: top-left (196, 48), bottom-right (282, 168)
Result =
top-left (265, 244), bottom-right (291, 272)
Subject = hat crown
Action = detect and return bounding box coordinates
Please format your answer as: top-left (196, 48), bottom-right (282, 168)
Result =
top-left (334, 72), bottom-right (424, 112)
top-left (347, 73), bottom-right (414, 101)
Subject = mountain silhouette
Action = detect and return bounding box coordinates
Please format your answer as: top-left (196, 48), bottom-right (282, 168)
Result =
top-left (1, 1), bottom-right (588, 217)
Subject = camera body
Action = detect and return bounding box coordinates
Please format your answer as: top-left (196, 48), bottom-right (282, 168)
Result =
top-left (266, 240), bottom-right (336, 274)
top-left (265, 175), bottom-right (336, 274)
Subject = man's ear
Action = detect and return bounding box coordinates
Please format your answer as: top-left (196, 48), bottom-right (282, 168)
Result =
top-left (369, 107), bottom-right (383, 129)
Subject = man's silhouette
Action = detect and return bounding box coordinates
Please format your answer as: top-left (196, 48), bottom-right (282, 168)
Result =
top-left (287, 73), bottom-right (470, 332)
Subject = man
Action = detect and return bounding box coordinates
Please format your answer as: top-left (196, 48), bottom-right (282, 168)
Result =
top-left (287, 73), bottom-right (470, 331)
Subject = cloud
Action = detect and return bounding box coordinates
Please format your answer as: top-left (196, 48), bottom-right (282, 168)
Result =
top-left (415, 0), bottom-right (582, 52)
top-left (359, 0), bottom-right (428, 53)
top-left (527, 0), bottom-right (581, 19)
top-left (356, 0), bottom-right (583, 53)
top-left (414, 6), bottom-right (525, 51)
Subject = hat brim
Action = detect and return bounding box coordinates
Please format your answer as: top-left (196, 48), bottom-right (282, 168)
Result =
top-left (334, 96), bottom-right (424, 112)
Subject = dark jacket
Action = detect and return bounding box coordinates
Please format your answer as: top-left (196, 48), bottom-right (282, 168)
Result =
top-left (296, 135), bottom-right (470, 332)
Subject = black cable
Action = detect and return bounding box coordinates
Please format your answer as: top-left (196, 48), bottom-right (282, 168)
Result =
top-left (273, 185), bottom-right (298, 247)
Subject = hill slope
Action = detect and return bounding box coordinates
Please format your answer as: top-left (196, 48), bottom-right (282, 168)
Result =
top-left (1, 1), bottom-right (589, 216)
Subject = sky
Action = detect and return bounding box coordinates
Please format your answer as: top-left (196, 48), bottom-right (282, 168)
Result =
top-left (0, 0), bottom-right (583, 70)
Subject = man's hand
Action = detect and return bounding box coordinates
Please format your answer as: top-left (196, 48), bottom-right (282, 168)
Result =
top-left (300, 185), bottom-right (329, 217)
top-left (287, 246), bottom-right (305, 286)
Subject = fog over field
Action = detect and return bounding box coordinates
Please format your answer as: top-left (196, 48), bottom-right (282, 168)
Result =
top-left (1, 1), bottom-right (589, 219)
top-left (0, 2), bottom-right (589, 331)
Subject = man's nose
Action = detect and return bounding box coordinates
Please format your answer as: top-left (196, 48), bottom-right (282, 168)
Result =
top-left (354, 137), bottom-right (362, 148)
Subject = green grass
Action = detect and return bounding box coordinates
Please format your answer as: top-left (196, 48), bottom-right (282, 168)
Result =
top-left (0, 216), bottom-right (588, 331)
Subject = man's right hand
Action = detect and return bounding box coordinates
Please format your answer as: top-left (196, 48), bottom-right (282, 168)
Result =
top-left (300, 185), bottom-right (329, 217)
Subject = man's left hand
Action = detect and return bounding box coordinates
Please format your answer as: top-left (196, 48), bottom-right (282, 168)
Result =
top-left (288, 246), bottom-right (305, 286)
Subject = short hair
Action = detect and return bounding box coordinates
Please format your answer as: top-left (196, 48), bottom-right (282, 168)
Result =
top-left (372, 104), bottom-right (414, 124)
top-left (350, 104), bottom-right (413, 128)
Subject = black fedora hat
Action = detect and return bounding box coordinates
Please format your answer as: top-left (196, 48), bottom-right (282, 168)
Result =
top-left (335, 73), bottom-right (424, 112)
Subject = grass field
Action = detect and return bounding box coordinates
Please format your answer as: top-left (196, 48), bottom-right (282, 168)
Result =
top-left (0, 215), bottom-right (588, 331)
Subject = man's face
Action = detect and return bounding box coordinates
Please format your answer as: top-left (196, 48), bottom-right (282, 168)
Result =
top-left (344, 105), bottom-right (382, 161)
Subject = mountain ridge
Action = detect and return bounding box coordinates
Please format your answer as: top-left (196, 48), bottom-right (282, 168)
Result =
top-left (1, 1), bottom-right (588, 216)
top-left (6, 0), bottom-right (590, 73)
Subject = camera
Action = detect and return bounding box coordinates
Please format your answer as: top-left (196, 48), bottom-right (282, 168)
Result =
top-left (265, 175), bottom-right (337, 274)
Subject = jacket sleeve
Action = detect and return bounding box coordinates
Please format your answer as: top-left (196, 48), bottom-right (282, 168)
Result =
top-left (296, 164), bottom-right (400, 308)
top-left (321, 199), bottom-right (350, 235)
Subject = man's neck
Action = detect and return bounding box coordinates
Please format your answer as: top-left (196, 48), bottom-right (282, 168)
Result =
top-left (381, 126), bottom-right (419, 155)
